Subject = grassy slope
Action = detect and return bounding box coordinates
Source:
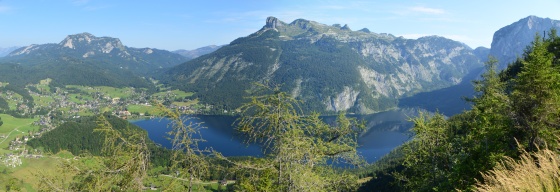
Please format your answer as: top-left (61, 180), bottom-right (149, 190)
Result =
top-left (0, 114), bottom-right (38, 154)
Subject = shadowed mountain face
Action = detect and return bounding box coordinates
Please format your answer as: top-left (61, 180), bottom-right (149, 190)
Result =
top-left (163, 16), bottom-right (484, 114)
top-left (400, 16), bottom-right (560, 116)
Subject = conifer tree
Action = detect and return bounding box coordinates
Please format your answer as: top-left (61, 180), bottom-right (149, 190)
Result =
top-left (511, 34), bottom-right (560, 150)
top-left (234, 83), bottom-right (364, 191)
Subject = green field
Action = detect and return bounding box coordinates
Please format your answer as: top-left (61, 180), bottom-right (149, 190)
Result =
top-left (0, 114), bottom-right (39, 154)
top-left (0, 92), bottom-right (23, 110)
top-left (172, 100), bottom-right (199, 107)
top-left (67, 93), bottom-right (94, 104)
top-left (127, 104), bottom-right (159, 115)
top-left (66, 85), bottom-right (136, 99)
top-left (152, 89), bottom-right (194, 100)
top-left (6, 151), bottom-right (77, 191)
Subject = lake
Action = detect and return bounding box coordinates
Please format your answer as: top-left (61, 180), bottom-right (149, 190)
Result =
top-left (132, 109), bottom-right (415, 163)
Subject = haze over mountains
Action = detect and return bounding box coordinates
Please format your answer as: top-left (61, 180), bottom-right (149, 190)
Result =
top-left (0, 46), bottom-right (20, 57)
top-left (173, 45), bottom-right (224, 60)
top-left (0, 15), bottom-right (556, 115)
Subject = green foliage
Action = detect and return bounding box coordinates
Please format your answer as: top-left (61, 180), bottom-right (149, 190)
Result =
top-left (27, 115), bottom-right (172, 167)
top-left (232, 83), bottom-right (364, 191)
top-left (510, 32), bottom-right (560, 150)
top-left (376, 30), bottom-right (560, 191)
top-left (154, 103), bottom-right (214, 191)
top-left (37, 115), bottom-right (150, 191)
top-left (5, 178), bottom-right (22, 192)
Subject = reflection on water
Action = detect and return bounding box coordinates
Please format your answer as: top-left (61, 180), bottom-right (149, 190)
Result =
top-left (133, 109), bottom-right (416, 163)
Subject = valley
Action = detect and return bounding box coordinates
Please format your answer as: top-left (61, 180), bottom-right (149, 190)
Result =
top-left (0, 11), bottom-right (557, 191)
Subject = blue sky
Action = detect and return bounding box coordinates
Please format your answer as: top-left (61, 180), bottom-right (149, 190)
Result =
top-left (0, 0), bottom-right (559, 50)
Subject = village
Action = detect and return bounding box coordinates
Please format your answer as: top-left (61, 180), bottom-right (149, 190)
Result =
top-left (0, 81), bottom-right (201, 168)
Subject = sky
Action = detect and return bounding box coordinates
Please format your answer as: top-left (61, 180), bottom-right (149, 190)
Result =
top-left (0, 0), bottom-right (559, 51)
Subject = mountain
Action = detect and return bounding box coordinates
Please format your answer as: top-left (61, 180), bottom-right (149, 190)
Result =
top-left (490, 15), bottom-right (560, 69)
top-left (473, 46), bottom-right (490, 62)
top-left (173, 45), bottom-right (223, 60)
top-left (4, 33), bottom-right (188, 75)
top-left (0, 46), bottom-right (20, 57)
top-left (163, 17), bottom-right (484, 114)
top-left (0, 33), bottom-right (188, 89)
top-left (400, 15), bottom-right (560, 116)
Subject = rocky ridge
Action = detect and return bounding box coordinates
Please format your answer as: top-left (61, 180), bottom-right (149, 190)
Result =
top-left (164, 16), bottom-right (484, 114)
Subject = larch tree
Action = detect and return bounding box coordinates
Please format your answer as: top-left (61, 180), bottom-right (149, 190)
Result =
top-left (233, 83), bottom-right (365, 192)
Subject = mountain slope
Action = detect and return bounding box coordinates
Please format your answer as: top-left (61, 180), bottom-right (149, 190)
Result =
top-left (490, 16), bottom-right (560, 69)
top-left (163, 17), bottom-right (483, 114)
top-left (0, 46), bottom-right (20, 57)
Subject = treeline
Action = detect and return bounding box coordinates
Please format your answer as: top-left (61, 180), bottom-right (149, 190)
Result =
top-left (361, 30), bottom-right (560, 191)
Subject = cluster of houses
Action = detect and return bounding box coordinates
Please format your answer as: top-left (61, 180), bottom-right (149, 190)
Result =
top-left (0, 84), bottom-right (206, 168)
top-left (2, 134), bottom-right (43, 167)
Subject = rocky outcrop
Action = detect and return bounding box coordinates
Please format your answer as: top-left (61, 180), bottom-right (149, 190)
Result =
top-left (265, 16), bottom-right (280, 29)
top-left (324, 86), bottom-right (360, 111)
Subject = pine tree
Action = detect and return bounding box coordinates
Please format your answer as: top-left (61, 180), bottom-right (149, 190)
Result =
top-left (511, 34), bottom-right (560, 150)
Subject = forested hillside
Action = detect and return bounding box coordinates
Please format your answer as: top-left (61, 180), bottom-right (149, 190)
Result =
top-left (27, 114), bottom-right (173, 167)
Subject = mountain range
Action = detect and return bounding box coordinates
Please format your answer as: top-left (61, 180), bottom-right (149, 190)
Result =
top-left (162, 16), bottom-right (484, 114)
top-left (0, 33), bottom-right (188, 89)
top-left (0, 15), bottom-right (556, 115)
top-left (5, 32), bottom-right (188, 75)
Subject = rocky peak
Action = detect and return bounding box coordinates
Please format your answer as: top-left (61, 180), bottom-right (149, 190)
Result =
top-left (265, 16), bottom-right (281, 29)
top-left (490, 15), bottom-right (560, 69)
top-left (340, 24), bottom-right (351, 31)
top-left (289, 18), bottom-right (315, 30)
top-left (358, 28), bottom-right (371, 33)
top-left (59, 32), bottom-right (126, 53)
